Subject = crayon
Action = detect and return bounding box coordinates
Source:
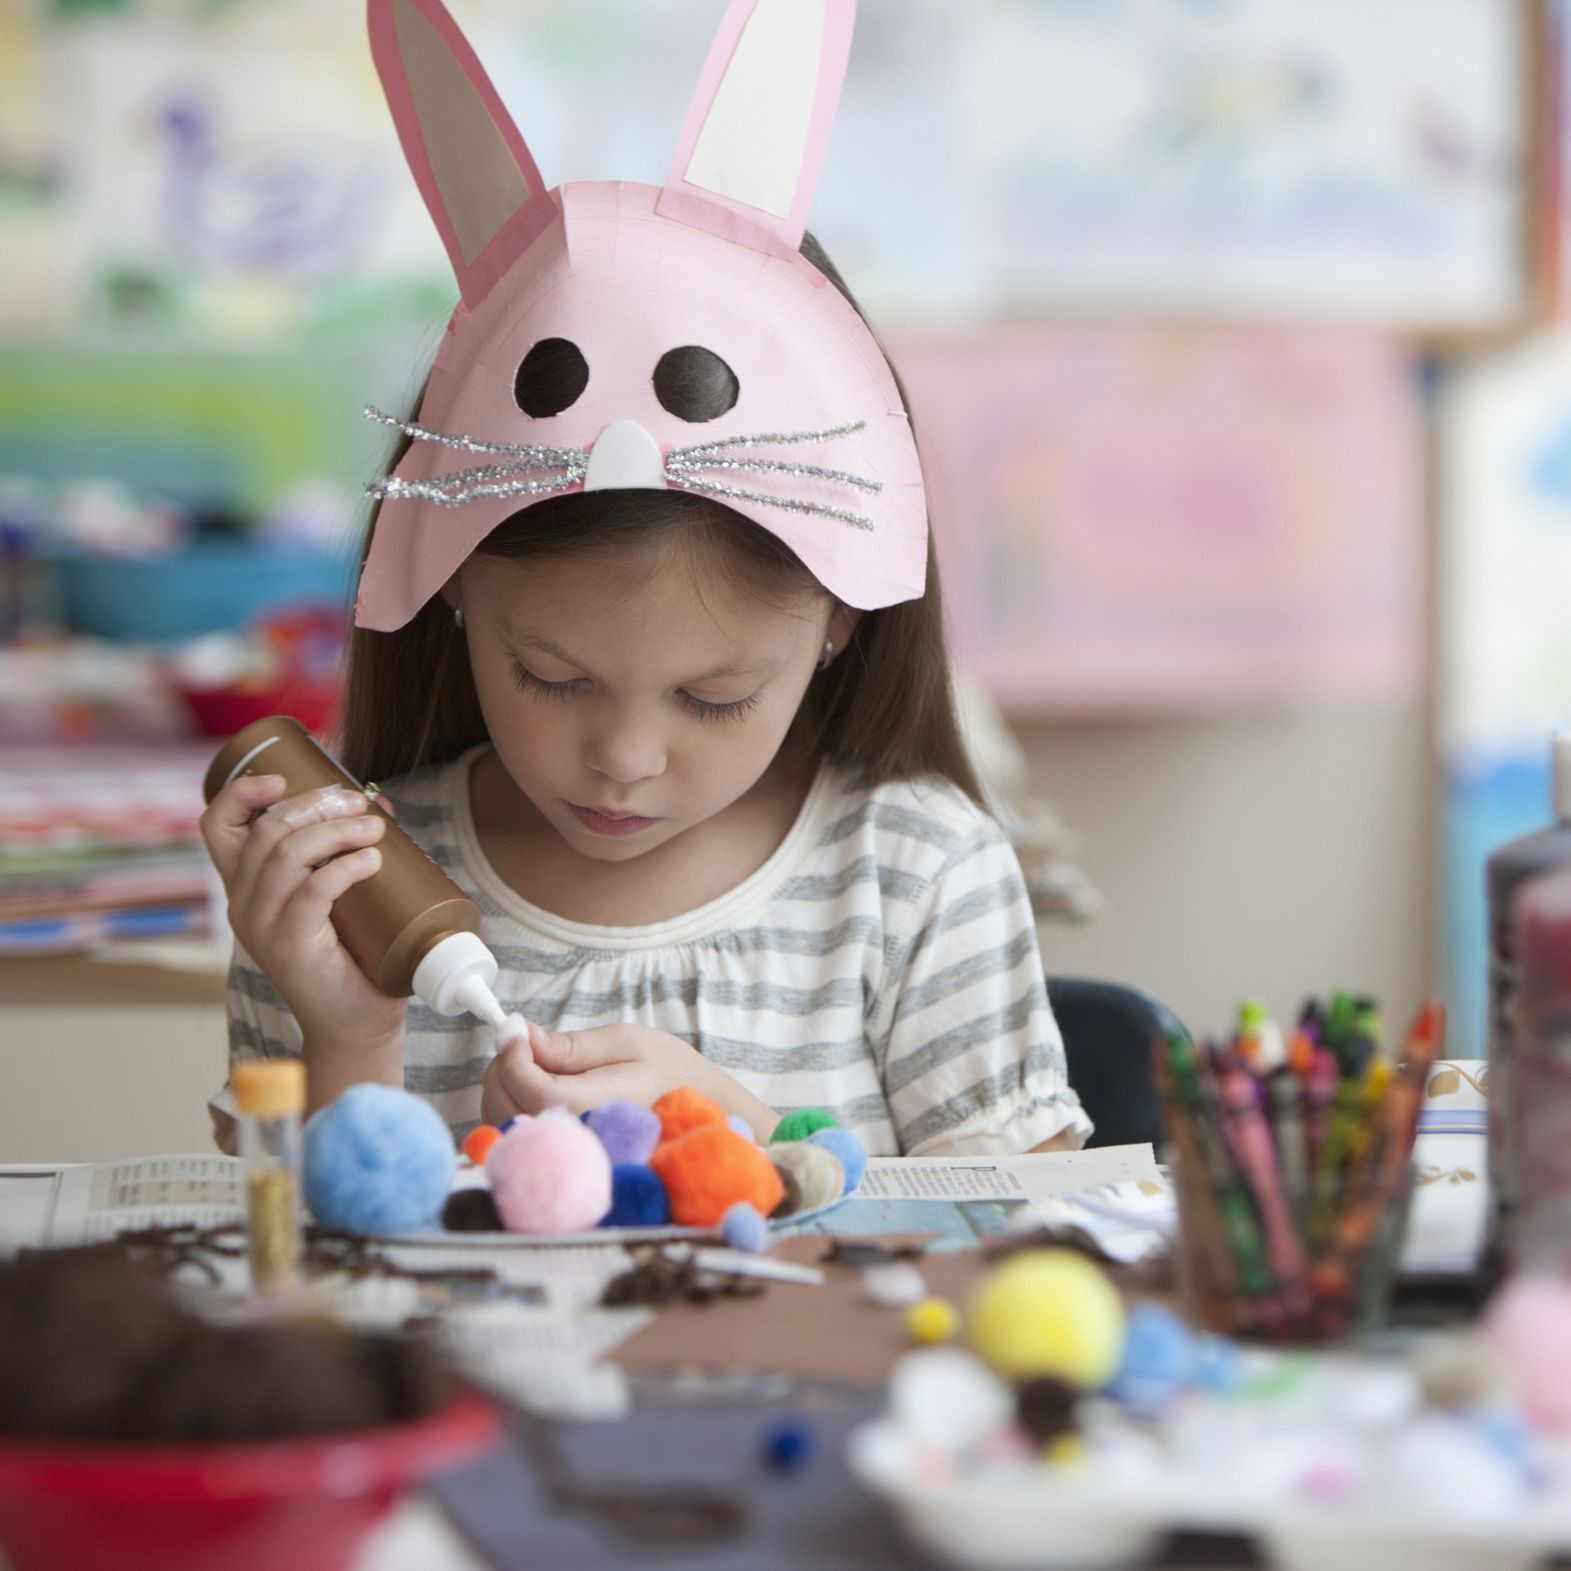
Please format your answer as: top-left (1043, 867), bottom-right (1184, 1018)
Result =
top-left (1218, 1055), bottom-right (1306, 1289)
top-left (1154, 1036), bottom-right (1239, 1299)
top-left (1164, 1034), bottom-right (1274, 1300)
top-left (1269, 1064), bottom-right (1311, 1234)
top-left (1303, 1046), bottom-right (1338, 1173)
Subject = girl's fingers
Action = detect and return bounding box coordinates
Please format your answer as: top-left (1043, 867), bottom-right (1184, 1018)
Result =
top-left (199, 774), bottom-right (288, 881)
top-left (526, 1021), bottom-right (628, 1074)
top-left (490, 1045), bottom-right (585, 1116)
top-left (271, 846), bottom-right (384, 956)
top-left (245, 813), bottom-right (386, 928)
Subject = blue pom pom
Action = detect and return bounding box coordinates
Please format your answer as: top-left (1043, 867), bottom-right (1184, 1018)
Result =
top-left (303, 1084), bottom-right (455, 1235)
top-left (806, 1127), bottom-right (866, 1195)
top-left (721, 1201), bottom-right (768, 1253)
top-left (761, 1419), bottom-right (815, 1472)
top-left (601, 1163), bottom-right (671, 1227)
top-left (1108, 1303), bottom-right (1198, 1415)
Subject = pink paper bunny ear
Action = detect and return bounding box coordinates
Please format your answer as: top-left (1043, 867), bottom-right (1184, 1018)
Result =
top-left (658, 0), bottom-right (855, 258)
top-left (368, 0), bottom-right (555, 307)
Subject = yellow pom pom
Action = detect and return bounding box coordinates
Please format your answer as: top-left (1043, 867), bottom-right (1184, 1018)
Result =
top-left (905, 1296), bottom-right (960, 1345)
top-left (967, 1249), bottom-right (1125, 1388)
top-left (1043, 1433), bottom-right (1086, 1470)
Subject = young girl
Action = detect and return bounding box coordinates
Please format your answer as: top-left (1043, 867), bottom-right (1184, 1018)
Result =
top-left (202, 0), bottom-right (1089, 1160)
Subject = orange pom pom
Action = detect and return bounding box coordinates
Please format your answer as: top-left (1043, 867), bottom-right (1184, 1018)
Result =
top-left (462, 1124), bottom-right (503, 1165)
top-left (651, 1086), bottom-right (729, 1147)
top-left (649, 1125), bottom-right (785, 1228)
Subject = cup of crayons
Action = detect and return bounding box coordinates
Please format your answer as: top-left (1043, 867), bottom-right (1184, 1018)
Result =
top-left (1154, 991), bottom-right (1445, 1345)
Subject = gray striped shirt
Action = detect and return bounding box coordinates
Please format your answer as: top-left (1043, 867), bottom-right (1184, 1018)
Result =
top-left (220, 747), bottom-right (1089, 1157)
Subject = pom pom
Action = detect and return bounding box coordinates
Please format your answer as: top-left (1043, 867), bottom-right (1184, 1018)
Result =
top-left (442, 1187), bottom-right (502, 1232)
top-left (587, 1101), bottom-right (662, 1166)
top-left (303, 1084), bottom-right (455, 1235)
top-left (486, 1116), bottom-right (613, 1234)
top-left (771, 1108), bottom-right (839, 1144)
top-left (768, 1142), bottom-right (844, 1214)
top-left (1108, 1303), bottom-right (1196, 1416)
top-left (806, 1127), bottom-right (865, 1194)
top-left (1484, 1274), bottom-right (1571, 1431)
top-left (727, 1114), bottom-right (756, 1142)
top-left (721, 1202), bottom-right (768, 1253)
top-left (602, 1163), bottom-right (671, 1228)
top-left (906, 1297), bottom-right (960, 1345)
top-left (770, 1163), bottom-right (803, 1219)
top-left (651, 1086), bottom-right (729, 1146)
top-left (649, 1125), bottom-right (784, 1227)
top-left (461, 1125), bottom-right (503, 1165)
top-left (967, 1250), bottom-right (1125, 1388)
top-left (760, 1419), bottom-right (815, 1472)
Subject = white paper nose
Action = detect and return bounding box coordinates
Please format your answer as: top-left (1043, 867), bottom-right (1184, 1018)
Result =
top-left (584, 420), bottom-right (666, 491)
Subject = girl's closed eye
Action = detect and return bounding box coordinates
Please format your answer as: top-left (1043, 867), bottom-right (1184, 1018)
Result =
top-left (678, 688), bottom-right (761, 724)
top-left (510, 660), bottom-right (583, 702)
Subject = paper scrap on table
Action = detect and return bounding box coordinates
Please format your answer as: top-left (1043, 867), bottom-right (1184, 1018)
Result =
top-left (0, 1154), bottom-right (244, 1252)
top-left (1004, 1178), bottom-right (1178, 1264)
top-left (858, 1143), bottom-right (1160, 1205)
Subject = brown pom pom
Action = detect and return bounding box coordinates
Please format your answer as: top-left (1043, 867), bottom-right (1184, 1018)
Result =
top-left (443, 1188), bottom-right (503, 1232)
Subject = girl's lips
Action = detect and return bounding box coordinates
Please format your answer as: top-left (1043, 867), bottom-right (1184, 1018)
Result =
top-left (568, 802), bottom-right (660, 837)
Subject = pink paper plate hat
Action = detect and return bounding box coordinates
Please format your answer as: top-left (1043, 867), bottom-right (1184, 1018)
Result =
top-left (355, 0), bottom-right (928, 632)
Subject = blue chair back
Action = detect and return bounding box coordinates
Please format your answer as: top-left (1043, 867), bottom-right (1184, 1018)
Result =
top-left (1047, 976), bottom-right (1186, 1151)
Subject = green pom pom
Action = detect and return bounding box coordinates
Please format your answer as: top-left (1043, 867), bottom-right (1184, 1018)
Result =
top-left (771, 1108), bottom-right (840, 1144)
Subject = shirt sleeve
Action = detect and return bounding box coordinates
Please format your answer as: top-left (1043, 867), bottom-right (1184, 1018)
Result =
top-left (208, 944), bottom-right (303, 1154)
top-left (872, 820), bottom-right (1092, 1157)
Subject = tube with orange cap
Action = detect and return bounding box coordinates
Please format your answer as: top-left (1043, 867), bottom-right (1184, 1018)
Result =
top-left (232, 1058), bottom-right (306, 1295)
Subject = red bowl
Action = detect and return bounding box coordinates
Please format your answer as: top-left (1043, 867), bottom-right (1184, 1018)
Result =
top-left (0, 1393), bottom-right (499, 1571)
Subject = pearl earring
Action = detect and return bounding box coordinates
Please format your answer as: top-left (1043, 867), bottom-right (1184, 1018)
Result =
top-left (453, 604), bottom-right (465, 629)
top-left (816, 638), bottom-right (834, 671)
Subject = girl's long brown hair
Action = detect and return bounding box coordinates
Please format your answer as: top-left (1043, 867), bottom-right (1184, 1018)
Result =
top-left (338, 234), bottom-right (982, 804)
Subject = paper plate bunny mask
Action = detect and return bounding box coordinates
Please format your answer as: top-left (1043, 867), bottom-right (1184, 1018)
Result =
top-left (355, 0), bottom-right (927, 632)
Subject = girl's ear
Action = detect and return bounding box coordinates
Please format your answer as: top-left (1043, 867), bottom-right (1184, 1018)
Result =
top-left (368, 0), bottom-right (555, 308)
top-left (657, 0), bottom-right (855, 260)
top-left (828, 601), bottom-right (862, 653)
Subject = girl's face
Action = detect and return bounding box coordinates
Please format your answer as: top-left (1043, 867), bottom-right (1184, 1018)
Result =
top-left (454, 544), bottom-right (845, 862)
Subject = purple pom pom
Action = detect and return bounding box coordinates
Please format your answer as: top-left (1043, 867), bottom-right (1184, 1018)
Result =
top-left (586, 1100), bottom-right (661, 1166)
top-left (727, 1114), bottom-right (756, 1143)
top-left (721, 1201), bottom-right (768, 1254)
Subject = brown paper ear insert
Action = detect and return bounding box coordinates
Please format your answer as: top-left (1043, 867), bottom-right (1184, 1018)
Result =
top-left (610, 1235), bottom-right (992, 1389)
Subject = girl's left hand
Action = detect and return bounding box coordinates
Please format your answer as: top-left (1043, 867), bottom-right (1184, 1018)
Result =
top-left (481, 1022), bottom-right (777, 1140)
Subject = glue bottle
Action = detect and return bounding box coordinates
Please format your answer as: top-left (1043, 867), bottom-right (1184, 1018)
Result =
top-left (232, 1058), bottom-right (305, 1295)
top-left (1485, 730), bottom-right (1571, 1273)
top-left (204, 715), bottom-right (510, 1033)
top-left (1509, 863), bottom-right (1571, 1276)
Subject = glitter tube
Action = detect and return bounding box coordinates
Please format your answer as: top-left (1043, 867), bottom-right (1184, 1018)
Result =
top-left (232, 1059), bottom-right (306, 1296)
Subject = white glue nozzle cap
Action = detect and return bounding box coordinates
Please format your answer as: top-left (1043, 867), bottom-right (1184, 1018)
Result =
top-left (1555, 732), bottom-right (1571, 822)
top-left (412, 931), bottom-right (505, 1028)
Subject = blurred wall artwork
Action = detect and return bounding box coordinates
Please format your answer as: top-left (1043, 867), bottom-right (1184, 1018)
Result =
top-left (1439, 333), bottom-right (1571, 1053)
top-left (901, 327), bottom-right (1426, 715)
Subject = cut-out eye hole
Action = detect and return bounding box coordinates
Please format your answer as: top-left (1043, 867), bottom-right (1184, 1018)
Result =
top-left (653, 346), bottom-right (740, 423)
top-left (514, 338), bottom-right (589, 418)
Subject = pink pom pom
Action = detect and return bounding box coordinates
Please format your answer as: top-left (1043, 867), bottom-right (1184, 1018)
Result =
top-left (1484, 1274), bottom-right (1571, 1431)
top-left (485, 1115), bottom-right (612, 1235)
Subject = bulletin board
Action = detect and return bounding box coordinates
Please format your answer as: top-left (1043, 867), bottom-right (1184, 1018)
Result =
top-left (0, 0), bottom-right (1549, 341)
top-left (899, 326), bottom-right (1427, 717)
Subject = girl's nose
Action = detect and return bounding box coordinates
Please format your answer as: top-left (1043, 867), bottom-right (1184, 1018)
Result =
top-left (585, 718), bottom-right (666, 785)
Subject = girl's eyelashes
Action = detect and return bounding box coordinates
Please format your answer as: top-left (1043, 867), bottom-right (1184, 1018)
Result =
top-left (678, 689), bottom-right (762, 724)
top-left (511, 658), bottom-right (760, 722)
top-left (510, 660), bottom-right (582, 701)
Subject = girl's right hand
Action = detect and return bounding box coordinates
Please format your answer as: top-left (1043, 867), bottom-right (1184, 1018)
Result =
top-left (200, 774), bottom-right (408, 1054)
